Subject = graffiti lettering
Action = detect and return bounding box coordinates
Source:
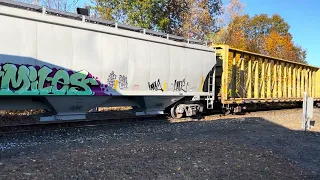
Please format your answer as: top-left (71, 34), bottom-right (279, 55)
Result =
top-left (107, 71), bottom-right (117, 89)
top-left (173, 79), bottom-right (188, 92)
top-left (119, 75), bottom-right (128, 90)
top-left (100, 84), bottom-right (109, 94)
top-left (148, 79), bottom-right (163, 91)
top-left (0, 63), bottom-right (100, 95)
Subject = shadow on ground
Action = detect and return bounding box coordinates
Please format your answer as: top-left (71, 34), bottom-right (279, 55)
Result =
top-left (0, 116), bottom-right (320, 180)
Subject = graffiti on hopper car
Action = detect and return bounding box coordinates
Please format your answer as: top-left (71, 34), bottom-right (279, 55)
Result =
top-left (119, 75), bottom-right (128, 90)
top-left (148, 79), bottom-right (163, 92)
top-left (0, 63), bottom-right (105, 95)
top-left (105, 71), bottom-right (128, 91)
top-left (107, 71), bottom-right (117, 89)
top-left (172, 79), bottom-right (189, 92)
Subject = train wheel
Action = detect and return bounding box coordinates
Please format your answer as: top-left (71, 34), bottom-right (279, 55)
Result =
top-left (170, 104), bottom-right (184, 119)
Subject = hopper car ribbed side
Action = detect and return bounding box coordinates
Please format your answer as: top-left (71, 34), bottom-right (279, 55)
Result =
top-left (0, 0), bottom-right (216, 120)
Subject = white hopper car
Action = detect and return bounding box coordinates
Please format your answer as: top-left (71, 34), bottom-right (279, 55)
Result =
top-left (0, 0), bottom-right (217, 121)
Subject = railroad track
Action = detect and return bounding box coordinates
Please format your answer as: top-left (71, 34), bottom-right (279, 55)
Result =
top-left (0, 115), bottom-right (168, 134)
top-left (0, 105), bottom-right (304, 134)
top-left (0, 112), bottom-right (228, 134)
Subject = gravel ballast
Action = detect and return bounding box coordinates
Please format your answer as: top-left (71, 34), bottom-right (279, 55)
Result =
top-left (1, 108), bottom-right (320, 179)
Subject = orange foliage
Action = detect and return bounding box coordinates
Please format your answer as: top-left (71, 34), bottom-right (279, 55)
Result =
top-left (265, 30), bottom-right (300, 62)
top-left (214, 0), bottom-right (307, 63)
top-left (227, 25), bottom-right (248, 50)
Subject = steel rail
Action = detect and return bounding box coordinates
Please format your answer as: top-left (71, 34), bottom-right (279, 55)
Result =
top-left (0, 104), bottom-right (303, 134)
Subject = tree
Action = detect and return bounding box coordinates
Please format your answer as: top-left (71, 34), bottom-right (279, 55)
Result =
top-left (293, 45), bottom-right (307, 63)
top-left (244, 14), bottom-right (291, 54)
top-left (123, 0), bottom-right (158, 29)
top-left (15, 0), bottom-right (80, 12)
top-left (90, 0), bottom-right (223, 40)
top-left (212, 0), bottom-right (307, 63)
top-left (265, 30), bottom-right (293, 59)
top-left (181, 0), bottom-right (223, 40)
top-left (220, 0), bottom-right (245, 26)
top-left (89, 0), bottom-right (126, 22)
top-left (244, 14), bottom-right (306, 62)
top-left (208, 0), bottom-right (247, 49)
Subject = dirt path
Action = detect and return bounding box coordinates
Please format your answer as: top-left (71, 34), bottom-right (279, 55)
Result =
top-left (1, 109), bottom-right (320, 180)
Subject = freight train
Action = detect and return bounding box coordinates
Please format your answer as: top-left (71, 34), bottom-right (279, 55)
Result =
top-left (0, 0), bottom-right (319, 121)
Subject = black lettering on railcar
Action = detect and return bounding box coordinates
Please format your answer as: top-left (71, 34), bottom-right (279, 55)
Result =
top-left (173, 79), bottom-right (188, 92)
top-left (148, 79), bottom-right (163, 92)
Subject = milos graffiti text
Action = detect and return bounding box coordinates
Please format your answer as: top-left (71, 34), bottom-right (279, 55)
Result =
top-left (0, 63), bottom-right (101, 95)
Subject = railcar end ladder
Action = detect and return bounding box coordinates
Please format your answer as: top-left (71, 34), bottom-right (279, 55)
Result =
top-left (206, 68), bottom-right (215, 109)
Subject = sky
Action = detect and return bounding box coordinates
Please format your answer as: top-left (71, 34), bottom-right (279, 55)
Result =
top-left (223, 0), bottom-right (320, 67)
top-left (75, 0), bottom-right (319, 67)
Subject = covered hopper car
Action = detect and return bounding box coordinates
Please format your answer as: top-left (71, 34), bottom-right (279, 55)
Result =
top-left (0, 0), bottom-right (217, 120)
top-left (0, 0), bottom-right (319, 121)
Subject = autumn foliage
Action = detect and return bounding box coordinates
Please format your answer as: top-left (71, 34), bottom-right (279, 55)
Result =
top-left (212, 0), bottom-right (307, 63)
top-left (264, 30), bottom-right (306, 63)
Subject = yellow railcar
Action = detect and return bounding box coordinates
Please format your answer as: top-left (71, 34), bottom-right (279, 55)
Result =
top-left (213, 45), bottom-right (320, 105)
